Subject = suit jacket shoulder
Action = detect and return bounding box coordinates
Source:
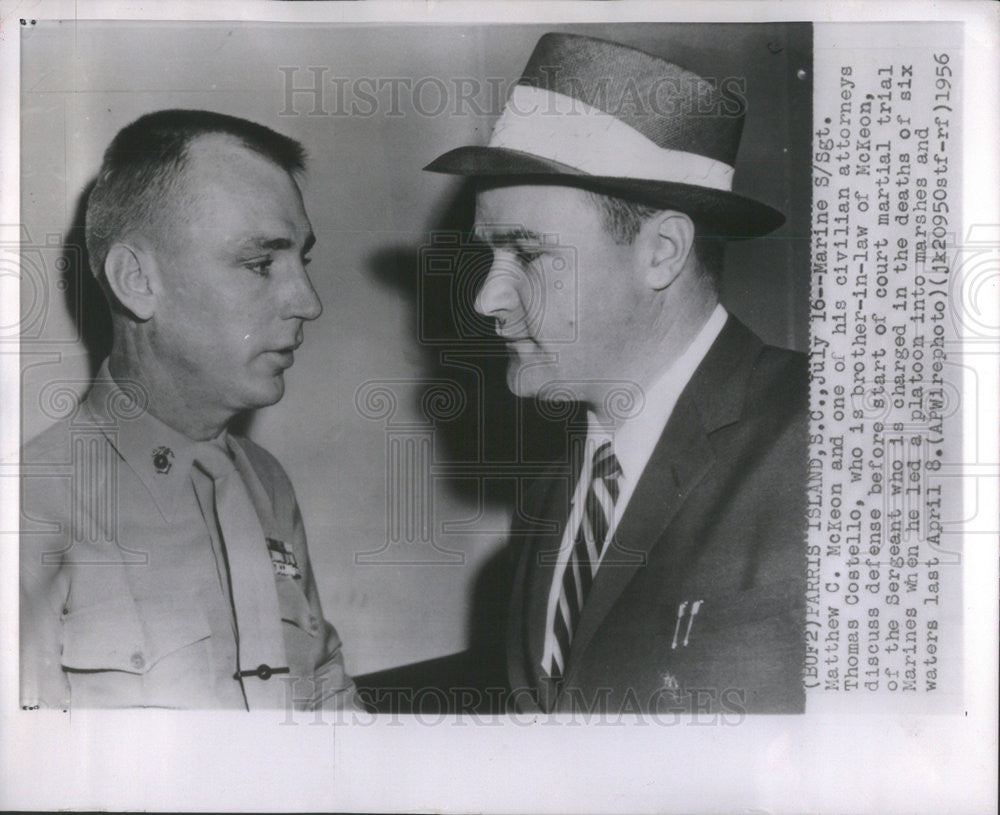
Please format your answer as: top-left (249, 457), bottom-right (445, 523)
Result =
top-left (743, 338), bottom-right (808, 428)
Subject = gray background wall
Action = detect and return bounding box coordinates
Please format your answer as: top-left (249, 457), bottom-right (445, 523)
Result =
top-left (20, 21), bottom-right (811, 674)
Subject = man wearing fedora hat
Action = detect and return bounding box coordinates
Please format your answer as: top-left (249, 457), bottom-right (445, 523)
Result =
top-left (426, 33), bottom-right (807, 714)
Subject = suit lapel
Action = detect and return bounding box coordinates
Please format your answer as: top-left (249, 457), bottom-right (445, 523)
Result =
top-left (504, 541), bottom-right (533, 706)
top-left (562, 316), bottom-right (762, 686)
top-left (507, 457), bottom-right (588, 712)
top-left (519, 474), bottom-right (571, 711)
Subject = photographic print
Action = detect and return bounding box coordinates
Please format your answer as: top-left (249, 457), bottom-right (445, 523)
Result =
top-left (2, 2), bottom-right (996, 813)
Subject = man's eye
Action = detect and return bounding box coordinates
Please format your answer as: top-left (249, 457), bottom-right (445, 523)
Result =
top-left (301, 256), bottom-right (312, 268)
top-left (517, 248), bottom-right (542, 265)
top-left (244, 258), bottom-right (273, 277)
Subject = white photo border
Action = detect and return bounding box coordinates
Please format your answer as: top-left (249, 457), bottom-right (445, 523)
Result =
top-left (0, 2), bottom-right (996, 813)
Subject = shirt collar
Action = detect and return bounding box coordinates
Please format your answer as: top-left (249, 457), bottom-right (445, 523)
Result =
top-left (83, 360), bottom-right (218, 522)
top-left (589, 304), bottom-right (728, 493)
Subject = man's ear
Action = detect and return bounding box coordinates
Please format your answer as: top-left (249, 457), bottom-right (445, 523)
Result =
top-left (103, 242), bottom-right (158, 320)
top-left (641, 211), bottom-right (695, 291)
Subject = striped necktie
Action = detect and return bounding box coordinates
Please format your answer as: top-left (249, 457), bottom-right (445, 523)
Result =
top-left (194, 440), bottom-right (289, 709)
top-left (544, 440), bottom-right (622, 684)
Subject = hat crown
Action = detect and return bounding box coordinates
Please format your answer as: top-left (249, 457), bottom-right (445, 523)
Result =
top-left (517, 33), bottom-right (744, 167)
top-left (422, 31), bottom-right (786, 237)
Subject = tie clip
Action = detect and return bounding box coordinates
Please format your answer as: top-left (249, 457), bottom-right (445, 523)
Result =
top-left (233, 664), bottom-right (290, 681)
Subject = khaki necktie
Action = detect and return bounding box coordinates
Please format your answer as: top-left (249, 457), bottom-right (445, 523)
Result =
top-left (194, 441), bottom-right (288, 710)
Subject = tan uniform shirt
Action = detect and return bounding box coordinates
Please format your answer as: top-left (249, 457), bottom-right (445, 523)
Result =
top-left (20, 362), bottom-right (357, 710)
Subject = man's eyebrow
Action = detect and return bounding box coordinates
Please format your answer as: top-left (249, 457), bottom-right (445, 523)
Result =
top-left (472, 226), bottom-right (545, 247)
top-left (236, 233), bottom-right (316, 254)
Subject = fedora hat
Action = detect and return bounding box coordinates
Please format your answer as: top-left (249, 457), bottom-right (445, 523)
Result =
top-left (425, 33), bottom-right (785, 237)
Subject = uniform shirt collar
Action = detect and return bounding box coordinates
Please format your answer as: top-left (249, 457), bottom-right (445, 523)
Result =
top-left (83, 360), bottom-right (225, 522)
top-left (588, 304), bottom-right (728, 513)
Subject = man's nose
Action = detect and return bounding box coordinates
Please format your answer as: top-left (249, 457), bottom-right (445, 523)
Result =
top-left (283, 263), bottom-right (323, 322)
top-left (474, 252), bottom-right (521, 319)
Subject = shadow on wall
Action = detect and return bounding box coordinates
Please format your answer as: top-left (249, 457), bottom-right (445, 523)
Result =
top-left (365, 179), bottom-right (571, 509)
top-left (62, 180), bottom-right (112, 378)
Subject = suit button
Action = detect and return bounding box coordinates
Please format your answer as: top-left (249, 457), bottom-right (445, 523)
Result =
top-left (308, 615), bottom-right (319, 632)
top-left (130, 652), bottom-right (145, 670)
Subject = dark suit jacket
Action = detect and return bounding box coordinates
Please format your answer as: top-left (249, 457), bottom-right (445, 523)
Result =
top-left (504, 316), bottom-right (808, 715)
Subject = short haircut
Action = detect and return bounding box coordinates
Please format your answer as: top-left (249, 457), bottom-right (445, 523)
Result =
top-left (585, 190), bottom-right (726, 289)
top-left (85, 109), bottom-right (306, 280)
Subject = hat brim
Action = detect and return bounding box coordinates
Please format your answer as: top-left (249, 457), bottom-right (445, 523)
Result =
top-left (425, 146), bottom-right (785, 239)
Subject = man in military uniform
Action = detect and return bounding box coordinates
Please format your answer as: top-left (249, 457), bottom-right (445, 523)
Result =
top-left (425, 33), bottom-right (807, 714)
top-left (20, 109), bottom-right (357, 711)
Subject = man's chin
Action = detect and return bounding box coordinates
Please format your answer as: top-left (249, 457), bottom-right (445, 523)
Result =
top-left (506, 362), bottom-right (551, 400)
top-left (243, 374), bottom-right (286, 410)
top-left (506, 378), bottom-right (533, 399)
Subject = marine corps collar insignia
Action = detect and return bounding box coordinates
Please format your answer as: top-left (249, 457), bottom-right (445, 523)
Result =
top-left (152, 446), bottom-right (174, 474)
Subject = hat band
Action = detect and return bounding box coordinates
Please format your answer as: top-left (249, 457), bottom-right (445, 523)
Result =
top-left (489, 84), bottom-right (734, 192)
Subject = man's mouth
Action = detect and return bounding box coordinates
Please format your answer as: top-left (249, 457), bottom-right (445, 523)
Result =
top-left (495, 322), bottom-right (533, 344)
top-left (265, 339), bottom-right (302, 368)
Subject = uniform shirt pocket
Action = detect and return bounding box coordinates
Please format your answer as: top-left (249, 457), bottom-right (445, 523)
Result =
top-left (61, 599), bottom-right (147, 674)
top-left (62, 598), bottom-right (212, 674)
